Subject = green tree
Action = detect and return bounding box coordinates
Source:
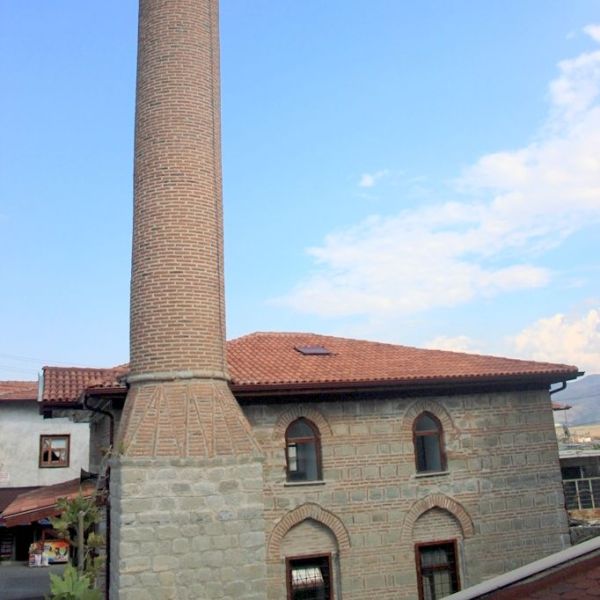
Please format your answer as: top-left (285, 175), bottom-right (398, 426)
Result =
top-left (48, 492), bottom-right (104, 600)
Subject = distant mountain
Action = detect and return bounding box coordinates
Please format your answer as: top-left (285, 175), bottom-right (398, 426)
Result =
top-left (552, 374), bottom-right (600, 425)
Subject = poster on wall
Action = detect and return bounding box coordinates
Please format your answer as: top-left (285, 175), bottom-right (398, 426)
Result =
top-left (30, 539), bottom-right (70, 566)
top-left (43, 539), bottom-right (70, 563)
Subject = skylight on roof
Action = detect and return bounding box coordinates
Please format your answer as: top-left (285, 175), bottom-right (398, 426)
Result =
top-left (294, 345), bottom-right (332, 356)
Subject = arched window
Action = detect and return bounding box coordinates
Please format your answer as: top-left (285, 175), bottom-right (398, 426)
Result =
top-left (286, 418), bottom-right (322, 482)
top-left (414, 412), bottom-right (446, 473)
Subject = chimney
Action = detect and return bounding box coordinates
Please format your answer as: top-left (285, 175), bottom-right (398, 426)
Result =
top-left (110, 1), bottom-right (267, 597)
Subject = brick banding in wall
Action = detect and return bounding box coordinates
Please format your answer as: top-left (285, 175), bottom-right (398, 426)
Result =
top-left (273, 405), bottom-right (333, 441)
top-left (402, 494), bottom-right (475, 539)
top-left (400, 398), bottom-right (457, 442)
top-left (267, 502), bottom-right (351, 561)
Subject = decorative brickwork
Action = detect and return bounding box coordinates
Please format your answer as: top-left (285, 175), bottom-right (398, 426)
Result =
top-left (412, 507), bottom-right (463, 542)
top-left (273, 405), bottom-right (333, 441)
top-left (403, 494), bottom-right (475, 539)
top-left (119, 380), bottom-right (259, 458)
top-left (400, 398), bottom-right (457, 443)
top-left (267, 502), bottom-right (351, 561)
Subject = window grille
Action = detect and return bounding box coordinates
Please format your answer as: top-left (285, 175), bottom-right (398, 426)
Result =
top-left (416, 541), bottom-right (460, 600)
top-left (287, 555), bottom-right (332, 600)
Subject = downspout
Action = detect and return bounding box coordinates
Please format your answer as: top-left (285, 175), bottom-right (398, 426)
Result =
top-left (82, 395), bottom-right (114, 600)
top-left (37, 369), bottom-right (45, 404)
top-left (548, 380), bottom-right (571, 523)
top-left (549, 381), bottom-right (567, 395)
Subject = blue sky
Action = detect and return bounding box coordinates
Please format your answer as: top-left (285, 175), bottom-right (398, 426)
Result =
top-left (1, 1), bottom-right (599, 380)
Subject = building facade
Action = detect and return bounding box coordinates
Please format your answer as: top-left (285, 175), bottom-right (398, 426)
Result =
top-left (39, 331), bottom-right (579, 600)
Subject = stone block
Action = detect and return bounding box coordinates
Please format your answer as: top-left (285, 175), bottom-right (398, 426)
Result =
top-left (172, 537), bottom-right (191, 554)
top-left (121, 556), bottom-right (151, 574)
top-left (152, 555), bottom-right (179, 572)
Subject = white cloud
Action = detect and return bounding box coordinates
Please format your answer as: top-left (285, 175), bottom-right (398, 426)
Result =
top-left (276, 26), bottom-right (600, 319)
top-left (511, 309), bottom-right (600, 373)
top-left (425, 335), bottom-right (482, 354)
top-left (584, 24), bottom-right (600, 44)
top-left (358, 170), bottom-right (388, 188)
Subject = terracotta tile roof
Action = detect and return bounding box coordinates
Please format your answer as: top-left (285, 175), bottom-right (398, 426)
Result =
top-left (508, 556), bottom-right (600, 599)
top-left (486, 556), bottom-right (600, 598)
top-left (446, 535), bottom-right (600, 600)
top-left (41, 332), bottom-right (580, 404)
top-left (0, 380), bottom-right (38, 401)
top-left (227, 332), bottom-right (580, 389)
top-left (42, 366), bottom-right (128, 404)
top-left (0, 486), bottom-right (39, 513)
top-left (0, 478), bottom-right (96, 527)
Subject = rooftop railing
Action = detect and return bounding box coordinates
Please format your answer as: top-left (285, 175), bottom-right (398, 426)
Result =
top-left (563, 476), bottom-right (600, 511)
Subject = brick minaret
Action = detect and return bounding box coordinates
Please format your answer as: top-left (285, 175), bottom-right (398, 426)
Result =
top-left (110, 1), bottom-right (267, 597)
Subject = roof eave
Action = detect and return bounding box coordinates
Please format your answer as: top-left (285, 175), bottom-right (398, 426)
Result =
top-left (232, 370), bottom-right (582, 398)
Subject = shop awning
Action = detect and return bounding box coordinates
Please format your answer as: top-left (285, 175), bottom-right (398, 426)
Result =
top-left (0, 487), bottom-right (39, 515)
top-left (0, 478), bottom-right (96, 527)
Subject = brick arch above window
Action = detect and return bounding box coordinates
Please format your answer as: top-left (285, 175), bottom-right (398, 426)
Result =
top-left (400, 399), bottom-right (457, 442)
top-left (402, 494), bottom-right (475, 539)
top-left (267, 502), bottom-right (351, 562)
top-left (273, 405), bottom-right (333, 441)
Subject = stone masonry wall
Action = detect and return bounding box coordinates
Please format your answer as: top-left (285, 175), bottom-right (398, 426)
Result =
top-left (109, 456), bottom-right (267, 600)
top-left (244, 388), bottom-right (570, 600)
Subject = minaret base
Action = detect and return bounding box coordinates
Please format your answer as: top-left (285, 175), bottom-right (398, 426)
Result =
top-left (110, 380), bottom-right (268, 599)
top-left (109, 453), bottom-right (267, 600)
top-left (117, 379), bottom-right (260, 459)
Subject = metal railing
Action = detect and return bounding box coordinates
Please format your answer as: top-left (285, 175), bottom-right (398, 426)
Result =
top-left (563, 476), bottom-right (600, 511)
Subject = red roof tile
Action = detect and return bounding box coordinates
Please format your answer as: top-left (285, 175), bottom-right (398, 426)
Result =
top-left (227, 333), bottom-right (579, 389)
top-left (486, 554), bottom-right (600, 599)
top-left (0, 487), bottom-right (40, 513)
top-left (41, 332), bottom-right (580, 404)
top-left (0, 380), bottom-right (38, 401)
top-left (42, 366), bottom-right (128, 404)
top-left (446, 536), bottom-right (600, 599)
top-left (0, 478), bottom-right (96, 527)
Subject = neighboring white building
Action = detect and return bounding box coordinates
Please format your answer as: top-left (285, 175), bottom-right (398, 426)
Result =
top-left (0, 380), bottom-right (89, 561)
top-left (0, 381), bottom-right (89, 488)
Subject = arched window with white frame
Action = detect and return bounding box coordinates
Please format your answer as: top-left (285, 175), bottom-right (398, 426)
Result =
top-left (285, 418), bottom-right (322, 482)
top-left (413, 412), bottom-right (446, 473)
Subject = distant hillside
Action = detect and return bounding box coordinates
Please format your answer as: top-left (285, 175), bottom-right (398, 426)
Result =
top-left (553, 374), bottom-right (600, 425)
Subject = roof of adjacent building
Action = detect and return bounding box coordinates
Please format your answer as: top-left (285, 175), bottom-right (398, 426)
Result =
top-left (0, 486), bottom-right (40, 514)
top-left (551, 401), bottom-right (572, 410)
top-left (40, 332), bottom-right (581, 404)
top-left (445, 535), bottom-right (600, 599)
top-left (0, 380), bottom-right (38, 402)
top-left (42, 366), bottom-right (128, 404)
top-left (0, 478), bottom-right (96, 527)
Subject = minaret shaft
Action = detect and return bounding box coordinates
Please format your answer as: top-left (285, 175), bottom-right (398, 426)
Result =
top-left (130, 0), bottom-right (227, 379)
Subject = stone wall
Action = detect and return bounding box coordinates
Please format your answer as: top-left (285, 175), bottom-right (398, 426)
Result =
top-left (244, 388), bottom-right (570, 600)
top-left (109, 455), bottom-right (267, 600)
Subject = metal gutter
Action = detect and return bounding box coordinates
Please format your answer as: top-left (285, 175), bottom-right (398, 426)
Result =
top-left (232, 371), bottom-right (583, 398)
